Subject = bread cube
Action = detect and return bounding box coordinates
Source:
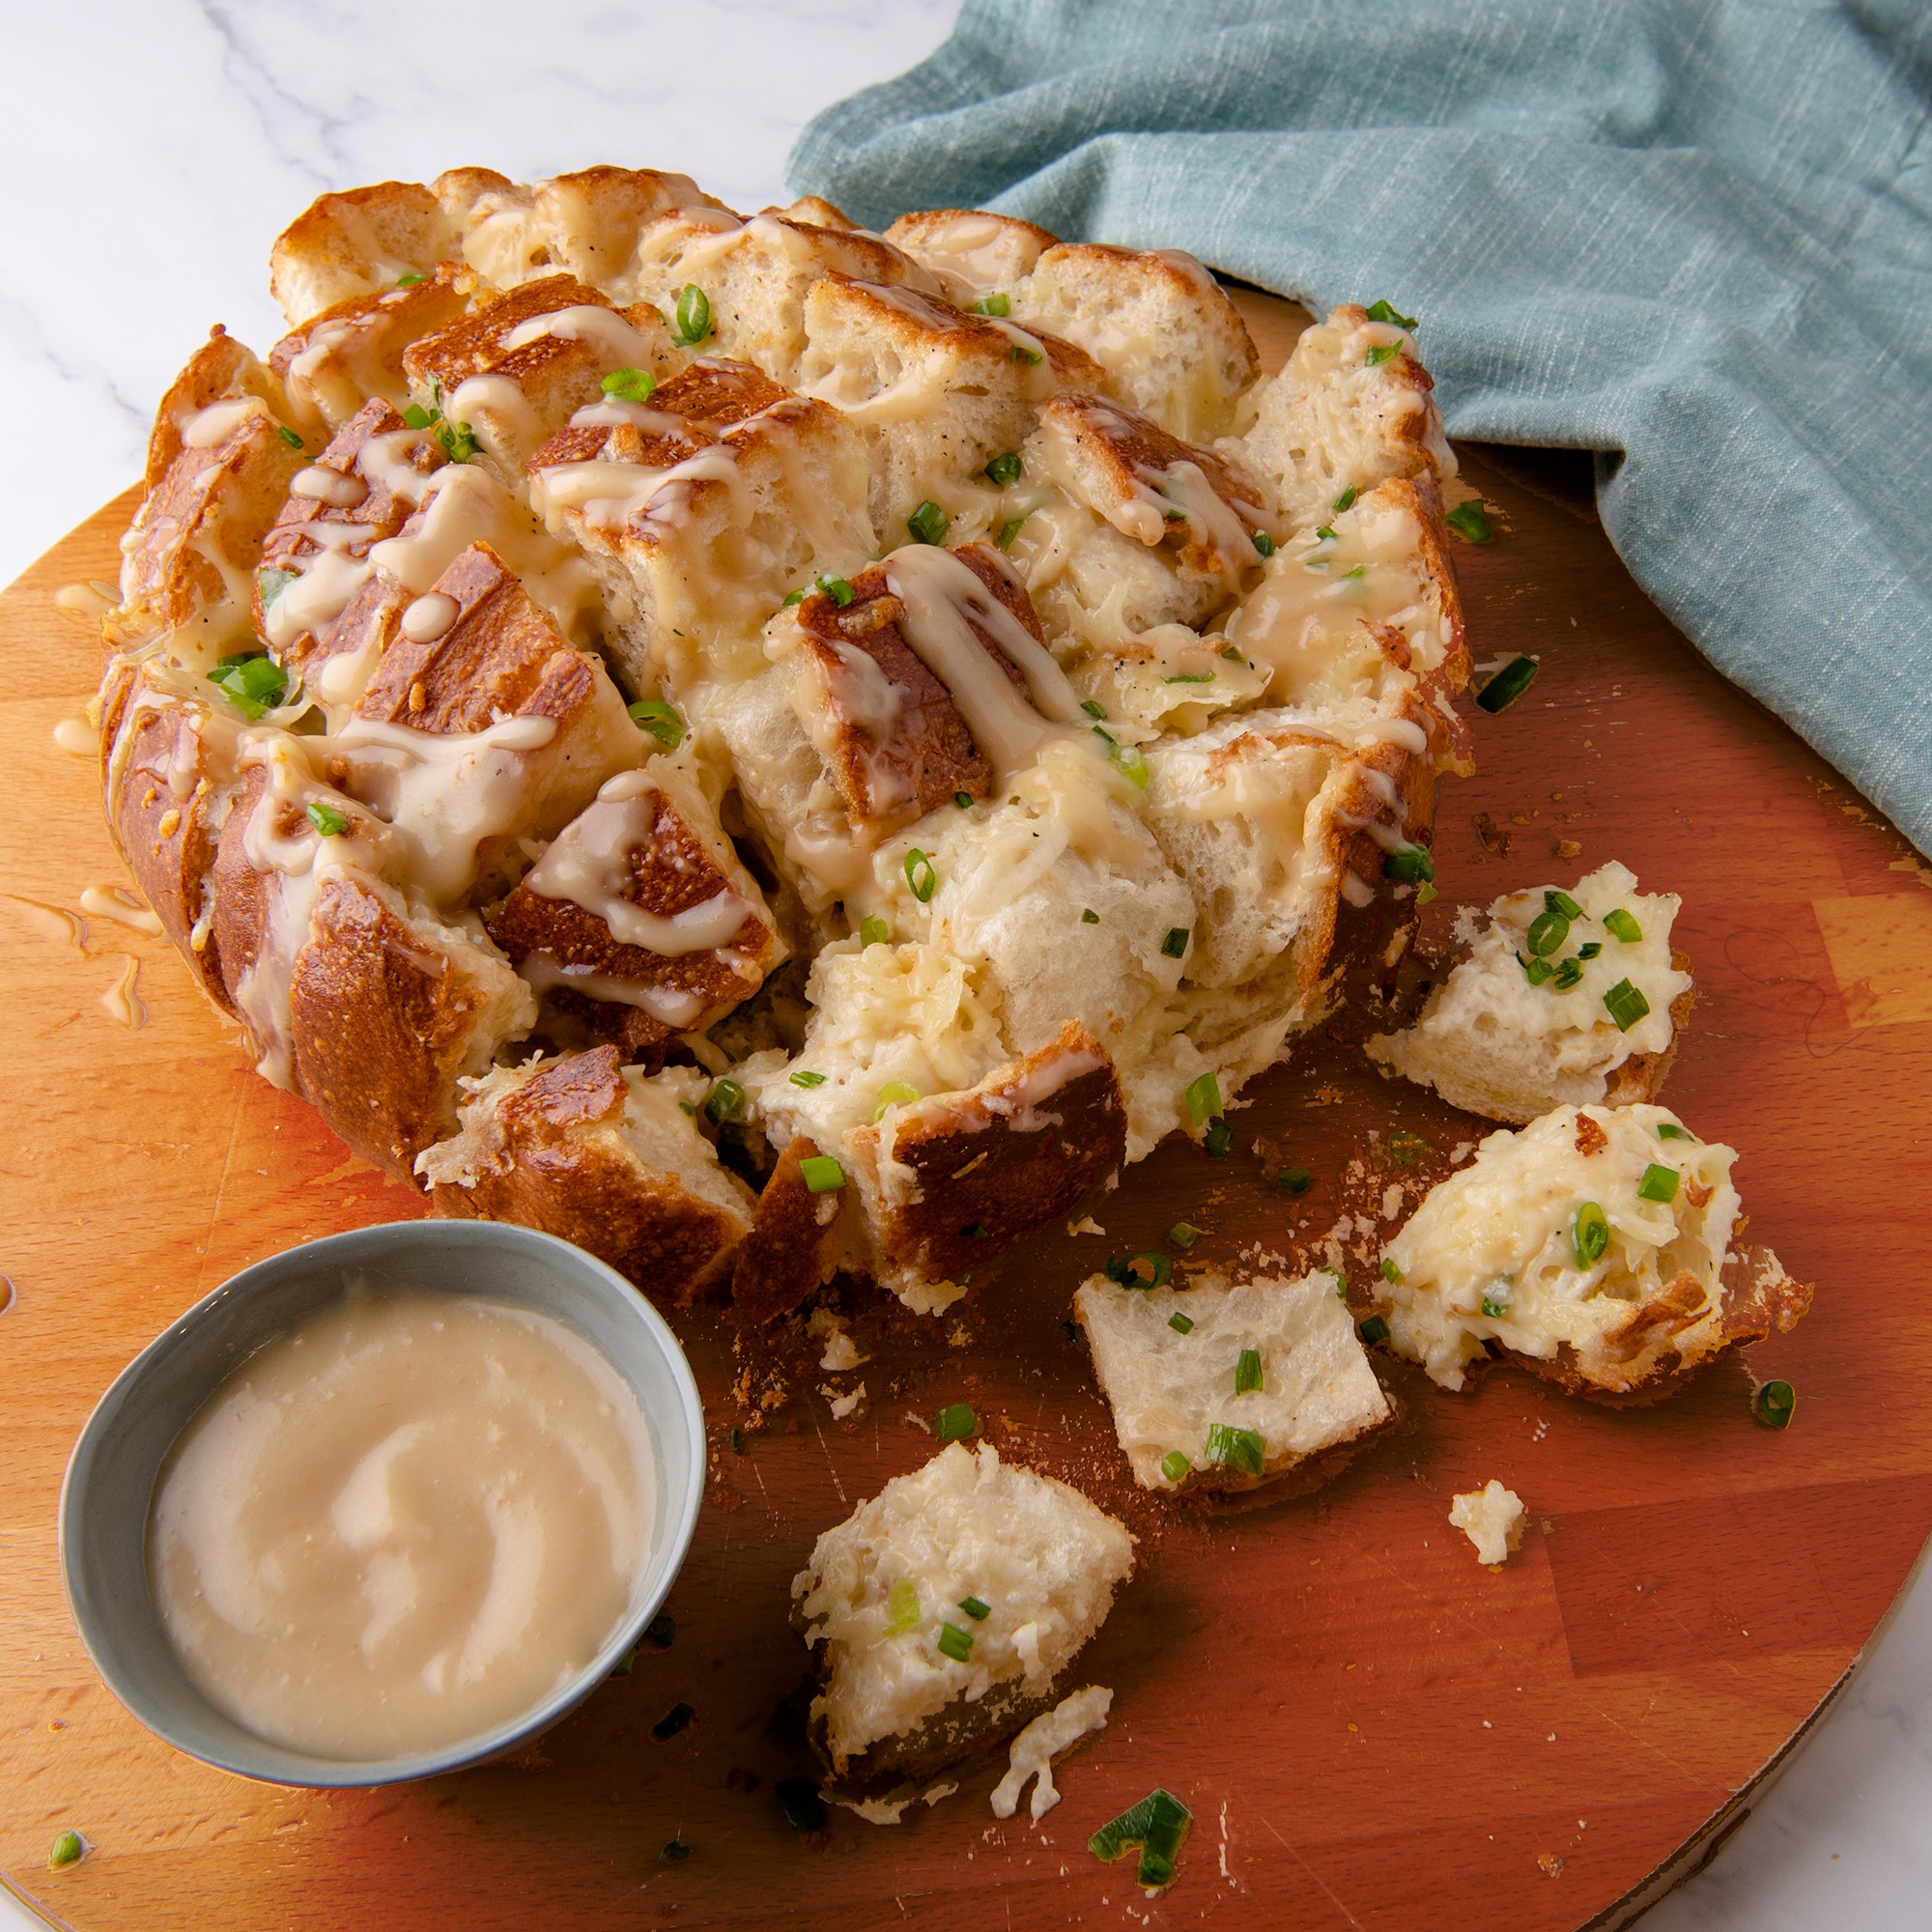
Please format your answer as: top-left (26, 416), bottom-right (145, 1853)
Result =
top-left (1075, 1269), bottom-right (1389, 1493)
top-left (791, 1442), bottom-right (1134, 1795)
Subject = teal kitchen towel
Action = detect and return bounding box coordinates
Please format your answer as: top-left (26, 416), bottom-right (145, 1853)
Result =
top-left (789, 1), bottom-right (1932, 856)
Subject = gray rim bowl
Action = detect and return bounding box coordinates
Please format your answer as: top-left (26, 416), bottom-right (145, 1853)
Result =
top-left (58, 1218), bottom-right (705, 1787)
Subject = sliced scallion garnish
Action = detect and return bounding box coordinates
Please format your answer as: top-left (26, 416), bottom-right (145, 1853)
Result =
top-left (1657, 1122), bottom-right (1691, 1140)
top-left (1384, 844), bottom-right (1435, 885)
top-left (970, 294), bottom-right (1010, 317)
top-left (1604, 978), bottom-right (1651, 1030)
top-left (1252, 531), bottom-right (1275, 558)
top-left (1235, 1347), bottom-right (1264, 1394)
top-left (651, 1701), bottom-right (696, 1740)
top-left (1204, 1423), bottom-right (1264, 1476)
top-left (628, 697), bottom-right (685, 748)
top-left (996, 515), bottom-right (1029, 549)
top-left (1333, 484), bottom-right (1357, 512)
top-left (954, 790), bottom-right (973, 809)
top-left (788, 1068), bottom-right (825, 1088)
top-left (903, 849), bottom-right (937, 902)
top-left (1577, 940), bottom-right (1603, 958)
top-left (983, 450), bottom-right (1022, 486)
top-left (1604, 908), bottom-right (1644, 944)
top-left (1365, 298), bottom-right (1418, 329)
top-left (1106, 1253), bottom-right (1172, 1291)
top-left (1279, 1165), bottom-right (1312, 1196)
top-left (1380, 1258), bottom-right (1403, 1285)
top-left (1081, 698), bottom-right (1107, 719)
top-left (1315, 525), bottom-right (1338, 541)
top-left (936, 1622), bottom-right (974, 1662)
top-left (1205, 1120), bottom-right (1233, 1155)
top-left (257, 566), bottom-right (296, 607)
top-left (1552, 956), bottom-right (1585, 989)
top-left (859, 915), bottom-right (890, 947)
top-left (906, 499), bottom-right (950, 546)
top-left (1080, 907), bottom-right (1099, 923)
top-left (884, 1577), bottom-right (920, 1634)
top-left (602, 366), bottom-right (657, 403)
top-left (958, 1596), bottom-right (990, 1621)
top-left (660, 1839), bottom-right (691, 1863)
top-left (1161, 926), bottom-right (1190, 958)
top-left (871, 1080), bottom-right (920, 1122)
top-left (1545, 889), bottom-right (1584, 920)
top-left (937, 1402), bottom-right (977, 1441)
top-left (1753, 1380), bottom-right (1796, 1430)
top-left (306, 800), bottom-right (346, 838)
top-left (1520, 953), bottom-right (1555, 985)
top-left (47, 1833), bottom-right (82, 1871)
top-left (1636, 1162), bottom-right (1680, 1204)
top-left (275, 423), bottom-right (303, 449)
top-left (1358, 1315), bottom-right (1389, 1345)
top-left (1162, 670), bottom-right (1215, 684)
top-left (798, 1154), bottom-right (845, 1193)
top-left (1481, 1293), bottom-right (1510, 1318)
top-left (1446, 501), bottom-right (1494, 544)
top-left (1160, 1450), bottom-right (1191, 1481)
top-left (1167, 1222), bottom-right (1201, 1249)
top-left (670, 283), bottom-right (712, 347)
top-left (1366, 342), bottom-right (1401, 366)
top-left (1168, 1311), bottom-right (1194, 1334)
top-left (1475, 654), bottom-right (1537, 712)
top-left (816, 573), bottom-right (855, 606)
top-left (1526, 908), bottom-right (1570, 955)
top-left (395, 270), bottom-right (425, 288)
top-left (1572, 1201), bottom-right (1609, 1268)
top-left (1183, 1071), bottom-right (1221, 1125)
top-left (705, 1079), bottom-right (746, 1124)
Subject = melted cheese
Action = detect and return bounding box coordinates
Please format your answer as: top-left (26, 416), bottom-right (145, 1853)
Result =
top-left (989, 1684), bottom-right (1112, 1822)
top-left (1449, 1482), bottom-right (1524, 1566)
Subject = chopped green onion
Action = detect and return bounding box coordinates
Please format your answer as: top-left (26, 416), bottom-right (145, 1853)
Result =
top-left (1657, 1122), bottom-right (1692, 1140)
top-left (872, 1080), bottom-right (920, 1122)
top-left (434, 417), bottom-right (479, 465)
top-left (1162, 670), bottom-right (1216, 684)
top-left (1636, 1162), bottom-right (1680, 1204)
top-left (885, 1577), bottom-right (921, 1633)
top-left (1416, 879), bottom-right (1437, 905)
top-left (1546, 889), bottom-right (1584, 920)
top-left (1184, 1071), bottom-right (1221, 1125)
top-left (206, 653), bottom-right (289, 720)
top-left (647, 1612), bottom-right (677, 1646)
top-left (47, 1832), bottom-right (82, 1870)
top-left (671, 283), bottom-right (712, 346)
top-left (1090, 1789), bottom-right (1192, 1887)
top-left (1235, 1348), bottom-right (1264, 1394)
top-left (816, 573), bottom-right (855, 607)
top-left (1604, 908), bottom-right (1644, 944)
top-left (1279, 1165), bottom-right (1312, 1196)
top-left (602, 366), bottom-right (657, 403)
top-left (1552, 956), bottom-right (1586, 989)
top-left (1385, 844), bottom-right (1435, 885)
top-left (628, 697), bottom-right (685, 748)
top-left (1252, 531), bottom-right (1276, 558)
top-left (1161, 926), bottom-right (1190, 958)
top-left (859, 915), bottom-right (890, 947)
top-left (1526, 908), bottom-right (1570, 956)
top-left (1081, 907), bottom-right (1099, 923)
top-left (937, 1402), bottom-right (977, 1442)
top-left (678, 1101), bottom-right (696, 1117)
top-left (1340, 563), bottom-right (1367, 581)
top-left (996, 515), bottom-right (1029, 549)
top-left (1205, 1120), bottom-right (1233, 1155)
top-left (1168, 1312), bottom-right (1194, 1334)
top-left (970, 293), bottom-right (1010, 317)
top-left (1167, 1222), bottom-right (1201, 1250)
top-left (777, 1779), bottom-right (827, 1832)
top-left (1475, 654), bottom-right (1538, 712)
top-left (958, 1596), bottom-right (990, 1620)
top-left (1577, 941), bottom-right (1603, 958)
top-left (984, 450), bottom-right (1023, 487)
top-left (1573, 1201), bottom-right (1609, 1268)
top-left (652, 1701), bottom-right (696, 1740)
top-left (301, 799), bottom-right (346, 839)
top-left (257, 566), bottom-right (296, 607)
top-left (661, 1838), bottom-right (692, 1863)
top-left (1365, 298), bottom-right (1419, 329)
top-left (1366, 342), bottom-right (1401, 366)
top-left (954, 790), bottom-right (974, 809)
top-left (726, 1425), bottom-right (745, 1454)
top-left (936, 1621), bottom-right (974, 1662)
top-left (1481, 1294), bottom-right (1510, 1319)
top-left (1315, 525), bottom-right (1338, 541)
top-left (705, 1078), bottom-right (746, 1125)
top-left (1753, 1379), bottom-right (1797, 1430)
top-left (1358, 1315), bottom-right (1390, 1345)
top-left (1107, 1253), bottom-right (1173, 1291)
top-left (1333, 484), bottom-right (1357, 512)
top-left (610, 1645), bottom-right (638, 1675)
top-left (1604, 978), bottom-right (1651, 1030)
top-left (1097, 731), bottom-right (1150, 787)
top-left (1327, 1268), bottom-right (1347, 1298)
top-left (395, 270), bottom-right (426, 288)
top-left (1446, 501), bottom-right (1494, 544)
top-left (1387, 1130), bottom-right (1432, 1166)
top-left (1380, 1258), bottom-right (1403, 1286)
top-left (906, 499), bottom-right (950, 546)
top-left (903, 848), bottom-right (937, 901)
top-left (1081, 698), bottom-right (1107, 719)
top-left (799, 1154), bottom-right (845, 1193)
top-left (274, 423), bottom-right (303, 449)
top-left (1520, 953), bottom-right (1555, 985)
top-left (1008, 342), bottom-right (1043, 365)
top-left (1204, 1423), bottom-right (1264, 1476)
top-left (1221, 643), bottom-right (1246, 662)
top-left (781, 587), bottom-right (805, 608)
top-left (788, 1068), bottom-right (826, 1088)
top-left (402, 401), bottom-right (432, 430)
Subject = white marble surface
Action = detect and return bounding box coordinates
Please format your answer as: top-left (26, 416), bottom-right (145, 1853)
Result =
top-left (2, 6), bottom-right (1927, 1928)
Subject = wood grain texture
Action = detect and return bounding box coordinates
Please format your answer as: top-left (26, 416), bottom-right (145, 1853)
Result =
top-left (4, 293), bottom-right (1931, 1932)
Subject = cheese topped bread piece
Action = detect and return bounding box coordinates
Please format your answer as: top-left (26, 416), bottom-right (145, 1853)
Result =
top-left (1074, 1268), bottom-right (1390, 1493)
top-left (1373, 1102), bottom-right (1809, 1396)
top-left (1367, 862), bottom-right (1694, 1123)
top-left (791, 1442), bottom-right (1134, 1799)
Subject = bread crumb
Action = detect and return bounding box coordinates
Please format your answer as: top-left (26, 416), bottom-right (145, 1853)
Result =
top-left (1067, 1216), bottom-right (1106, 1237)
top-left (1450, 1480), bottom-right (1525, 1566)
top-left (809, 1306), bottom-right (868, 1371)
top-left (820, 1381), bottom-right (865, 1420)
top-left (1555, 838), bottom-right (1581, 859)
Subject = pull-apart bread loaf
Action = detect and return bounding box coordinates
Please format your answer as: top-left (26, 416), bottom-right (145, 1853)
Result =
top-left (791, 1442), bottom-right (1133, 1810)
top-left (96, 166), bottom-right (1475, 1317)
top-left (1367, 861), bottom-right (1694, 1122)
top-left (1368, 1103), bottom-right (1809, 1397)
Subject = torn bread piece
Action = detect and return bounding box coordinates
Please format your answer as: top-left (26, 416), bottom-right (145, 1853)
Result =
top-left (1367, 862), bottom-right (1694, 1123)
top-left (883, 209), bottom-right (1059, 307)
top-left (1450, 1482), bottom-right (1524, 1566)
top-left (1374, 1102), bottom-right (1810, 1397)
top-left (1074, 1268), bottom-right (1390, 1494)
top-left (989, 1684), bottom-right (1112, 1822)
top-left (1236, 302), bottom-right (1460, 533)
top-left (417, 1045), bottom-right (753, 1300)
top-left (486, 753), bottom-right (785, 1065)
top-left (791, 1442), bottom-right (1133, 1805)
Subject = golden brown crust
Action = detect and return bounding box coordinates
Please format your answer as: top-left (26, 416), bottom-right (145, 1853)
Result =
top-left (730, 1136), bottom-right (848, 1323)
top-left (352, 542), bottom-right (591, 731)
top-left (288, 872), bottom-right (516, 1181)
top-left (270, 181), bottom-right (458, 324)
top-left (1326, 302), bottom-right (1442, 467)
top-left (526, 355), bottom-right (786, 476)
top-left (1603, 952), bottom-right (1697, 1107)
top-left (426, 1046), bottom-right (749, 1303)
top-left (267, 266), bottom-right (477, 429)
top-left (853, 1022), bottom-right (1127, 1286)
top-left (143, 327), bottom-right (286, 495)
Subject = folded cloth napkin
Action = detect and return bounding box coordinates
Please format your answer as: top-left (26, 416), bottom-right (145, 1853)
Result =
top-left (789, 0), bottom-right (1932, 856)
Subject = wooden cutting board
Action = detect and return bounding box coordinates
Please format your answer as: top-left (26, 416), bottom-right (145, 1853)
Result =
top-left (5, 292), bottom-right (1931, 1932)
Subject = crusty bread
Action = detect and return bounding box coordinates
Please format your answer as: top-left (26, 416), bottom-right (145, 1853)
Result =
top-left (417, 1044), bottom-right (753, 1299)
top-left (791, 1442), bottom-right (1133, 1799)
top-left (884, 209), bottom-right (1059, 305)
top-left (1366, 862), bottom-right (1696, 1122)
top-left (1075, 1267), bottom-right (1390, 1493)
top-left (1371, 1102), bottom-right (1809, 1397)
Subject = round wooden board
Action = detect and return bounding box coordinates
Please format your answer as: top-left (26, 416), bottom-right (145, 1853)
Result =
top-left (5, 293), bottom-right (1932, 1932)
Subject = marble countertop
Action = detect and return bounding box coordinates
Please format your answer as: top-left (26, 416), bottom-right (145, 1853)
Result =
top-left (2, 6), bottom-right (1925, 1928)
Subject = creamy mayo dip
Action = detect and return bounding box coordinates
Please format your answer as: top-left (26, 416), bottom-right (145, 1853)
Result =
top-left (148, 1289), bottom-right (656, 1760)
